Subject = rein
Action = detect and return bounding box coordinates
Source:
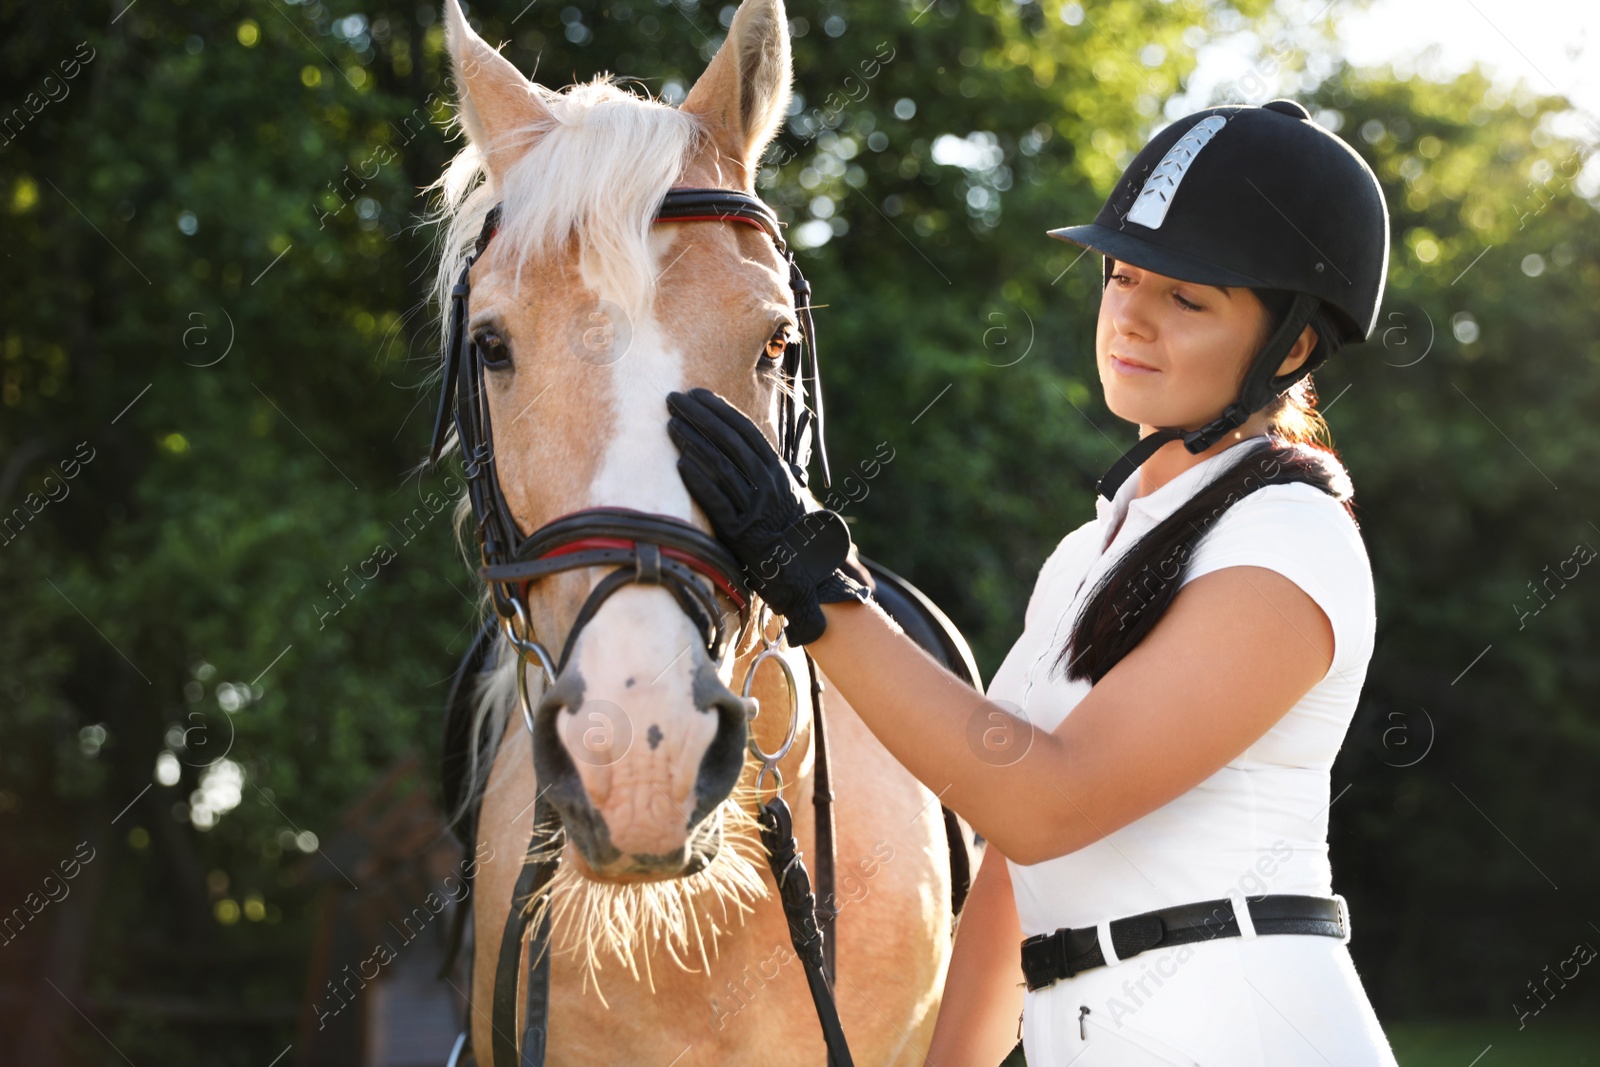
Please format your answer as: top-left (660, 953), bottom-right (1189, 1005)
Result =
top-left (431, 187), bottom-right (851, 1067)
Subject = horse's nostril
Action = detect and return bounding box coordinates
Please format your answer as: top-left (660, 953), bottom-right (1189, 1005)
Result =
top-left (535, 669), bottom-right (584, 722)
top-left (694, 669), bottom-right (754, 735)
top-left (690, 662), bottom-right (750, 824)
top-left (708, 687), bottom-right (756, 722)
top-left (531, 669), bottom-right (587, 810)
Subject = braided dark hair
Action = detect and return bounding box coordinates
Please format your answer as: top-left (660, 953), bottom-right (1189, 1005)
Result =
top-left (1054, 293), bottom-right (1354, 685)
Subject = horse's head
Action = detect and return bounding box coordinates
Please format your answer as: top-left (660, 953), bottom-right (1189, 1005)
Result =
top-left (440, 0), bottom-right (800, 883)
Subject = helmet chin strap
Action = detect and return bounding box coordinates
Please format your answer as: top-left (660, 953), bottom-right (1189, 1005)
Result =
top-left (1095, 291), bottom-right (1322, 501)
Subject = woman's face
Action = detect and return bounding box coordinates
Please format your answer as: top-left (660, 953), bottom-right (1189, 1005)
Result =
top-left (1095, 260), bottom-right (1273, 432)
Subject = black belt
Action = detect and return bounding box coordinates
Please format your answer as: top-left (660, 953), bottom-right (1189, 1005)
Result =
top-left (1020, 893), bottom-right (1349, 992)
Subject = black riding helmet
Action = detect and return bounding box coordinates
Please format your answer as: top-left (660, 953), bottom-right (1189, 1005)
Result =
top-left (1048, 98), bottom-right (1390, 499)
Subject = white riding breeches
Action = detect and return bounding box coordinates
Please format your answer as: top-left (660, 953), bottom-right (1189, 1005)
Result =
top-left (1021, 934), bottom-right (1398, 1066)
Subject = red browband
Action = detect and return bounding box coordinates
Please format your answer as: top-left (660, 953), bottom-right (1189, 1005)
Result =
top-left (530, 536), bottom-right (748, 611)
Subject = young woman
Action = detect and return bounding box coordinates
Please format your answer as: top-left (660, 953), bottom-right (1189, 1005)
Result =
top-left (667, 99), bottom-right (1397, 1065)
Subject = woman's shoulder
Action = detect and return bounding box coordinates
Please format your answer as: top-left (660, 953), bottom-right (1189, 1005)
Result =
top-left (1191, 471), bottom-right (1371, 584)
top-left (1205, 476), bottom-right (1368, 558)
top-left (1185, 474), bottom-right (1375, 674)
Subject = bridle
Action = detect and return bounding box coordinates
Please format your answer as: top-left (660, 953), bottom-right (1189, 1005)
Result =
top-left (427, 188), bottom-right (829, 669)
top-left (429, 188), bottom-right (852, 1067)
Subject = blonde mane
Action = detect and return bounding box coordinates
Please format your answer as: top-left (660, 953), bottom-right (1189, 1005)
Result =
top-left (429, 76), bottom-right (705, 343)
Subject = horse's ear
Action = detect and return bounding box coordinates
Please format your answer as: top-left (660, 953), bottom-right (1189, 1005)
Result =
top-left (680, 0), bottom-right (792, 189)
top-left (443, 0), bottom-right (549, 183)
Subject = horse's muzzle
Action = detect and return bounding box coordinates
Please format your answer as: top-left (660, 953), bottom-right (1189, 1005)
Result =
top-left (531, 660), bottom-right (749, 881)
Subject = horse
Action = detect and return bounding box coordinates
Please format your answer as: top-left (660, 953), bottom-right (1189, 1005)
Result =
top-left (431, 0), bottom-right (960, 1063)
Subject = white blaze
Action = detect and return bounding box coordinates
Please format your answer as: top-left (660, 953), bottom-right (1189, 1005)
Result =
top-left (587, 228), bottom-right (696, 522)
top-left (567, 226), bottom-right (713, 849)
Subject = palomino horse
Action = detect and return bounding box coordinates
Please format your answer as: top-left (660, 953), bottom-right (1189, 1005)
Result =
top-left (434, 0), bottom-right (955, 1062)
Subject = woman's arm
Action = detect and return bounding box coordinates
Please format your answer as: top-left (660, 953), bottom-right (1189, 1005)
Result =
top-left (664, 387), bottom-right (1334, 864)
top-left (926, 844), bottom-right (1024, 1067)
top-left (809, 564), bottom-right (1334, 865)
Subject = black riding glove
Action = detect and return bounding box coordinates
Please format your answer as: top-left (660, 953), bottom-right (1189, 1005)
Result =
top-left (666, 387), bottom-right (870, 646)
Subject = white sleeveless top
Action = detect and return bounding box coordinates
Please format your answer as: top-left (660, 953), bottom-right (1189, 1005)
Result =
top-left (990, 435), bottom-right (1376, 936)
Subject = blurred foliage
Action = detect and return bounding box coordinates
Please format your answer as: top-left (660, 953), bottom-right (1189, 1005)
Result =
top-left (1, 0), bottom-right (1598, 1061)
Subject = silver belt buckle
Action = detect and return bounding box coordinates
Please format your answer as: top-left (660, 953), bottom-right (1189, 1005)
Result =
top-left (1332, 893), bottom-right (1352, 945)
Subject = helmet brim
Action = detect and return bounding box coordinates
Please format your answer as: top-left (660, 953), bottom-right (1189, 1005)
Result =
top-left (1047, 224), bottom-right (1275, 292)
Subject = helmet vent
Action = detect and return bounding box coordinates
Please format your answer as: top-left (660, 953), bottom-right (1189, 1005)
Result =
top-left (1125, 114), bottom-right (1229, 230)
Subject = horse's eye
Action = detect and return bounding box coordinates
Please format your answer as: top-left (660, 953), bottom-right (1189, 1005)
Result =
top-left (475, 330), bottom-right (512, 369)
top-left (763, 324), bottom-right (793, 365)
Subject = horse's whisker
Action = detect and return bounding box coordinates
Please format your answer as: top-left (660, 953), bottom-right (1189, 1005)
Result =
top-left (519, 792), bottom-right (767, 999)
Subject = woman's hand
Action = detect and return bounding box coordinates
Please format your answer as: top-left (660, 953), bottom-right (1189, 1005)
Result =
top-left (665, 388), bottom-right (870, 645)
